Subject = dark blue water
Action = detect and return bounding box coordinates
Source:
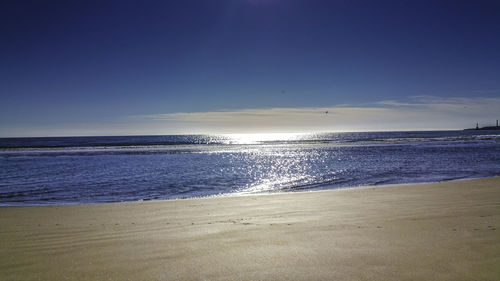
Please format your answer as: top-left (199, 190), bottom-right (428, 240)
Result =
top-left (1, 131), bottom-right (500, 206)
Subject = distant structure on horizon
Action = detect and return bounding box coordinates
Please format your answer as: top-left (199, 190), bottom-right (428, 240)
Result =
top-left (465, 120), bottom-right (500, 130)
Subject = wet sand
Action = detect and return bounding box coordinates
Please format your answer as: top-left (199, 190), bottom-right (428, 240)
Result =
top-left (1, 177), bottom-right (499, 280)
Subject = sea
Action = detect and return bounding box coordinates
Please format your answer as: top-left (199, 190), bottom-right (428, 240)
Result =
top-left (1, 130), bottom-right (499, 206)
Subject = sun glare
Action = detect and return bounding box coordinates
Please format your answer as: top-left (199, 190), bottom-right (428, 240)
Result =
top-left (224, 132), bottom-right (306, 145)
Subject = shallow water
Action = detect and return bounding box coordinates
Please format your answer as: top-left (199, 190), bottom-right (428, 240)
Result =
top-left (1, 131), bottom-right (499, 205)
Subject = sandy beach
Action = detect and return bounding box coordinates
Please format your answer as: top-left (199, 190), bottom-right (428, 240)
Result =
top-left (1, 177), bottom-right (499, 280)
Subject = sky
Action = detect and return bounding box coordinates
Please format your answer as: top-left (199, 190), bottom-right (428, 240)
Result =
top-left (1, 0), bottom-right (500, 137)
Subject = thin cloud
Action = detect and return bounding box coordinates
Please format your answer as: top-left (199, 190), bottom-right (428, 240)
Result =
top-left (3, 96), bottom-right (499, 137)
top-left (134, 96), bottom-right (500, 133)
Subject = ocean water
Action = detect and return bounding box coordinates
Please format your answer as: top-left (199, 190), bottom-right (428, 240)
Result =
top-left (1, 131), bottom-right (499, 206)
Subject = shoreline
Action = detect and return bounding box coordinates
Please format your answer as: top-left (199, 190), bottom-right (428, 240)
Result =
top-left (1, 177), bottom-right (499, 280)
top-left (1, 175), bottom-right (498, 208)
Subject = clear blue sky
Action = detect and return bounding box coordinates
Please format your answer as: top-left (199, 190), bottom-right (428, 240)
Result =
top-left (1, 0), bottom-right (500, 136)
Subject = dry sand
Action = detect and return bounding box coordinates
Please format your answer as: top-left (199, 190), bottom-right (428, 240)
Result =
top-left (1, 177), bottom-right (499, 280)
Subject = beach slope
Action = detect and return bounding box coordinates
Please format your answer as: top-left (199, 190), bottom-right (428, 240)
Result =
top-left (1, 177), bottom-right (499, 280)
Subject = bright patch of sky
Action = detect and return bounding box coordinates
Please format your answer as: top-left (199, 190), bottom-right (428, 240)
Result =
top-left (3, 96), bottom-right (499, 137)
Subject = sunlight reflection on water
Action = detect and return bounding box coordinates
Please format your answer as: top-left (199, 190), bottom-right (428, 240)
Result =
top-left (223, 132), bottom-right (310, 145)
top-left (1, 131), bottom-right (499, 205)
top-left (223, 142), bottom-right (343, 194)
